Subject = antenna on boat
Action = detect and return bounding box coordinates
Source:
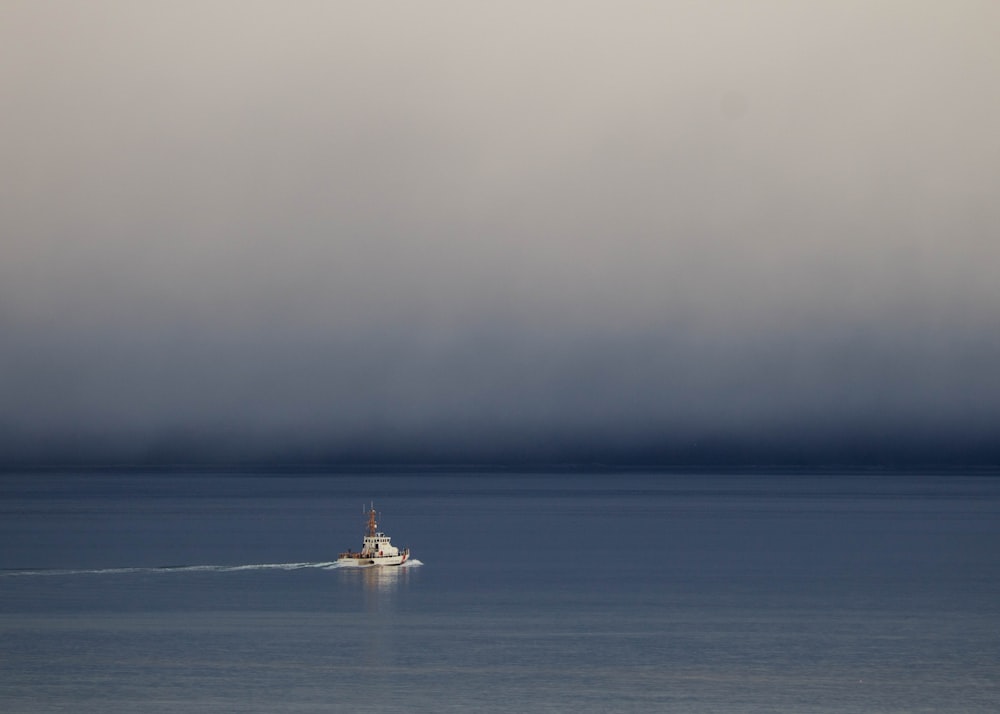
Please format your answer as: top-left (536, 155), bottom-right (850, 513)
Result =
top-left (366, 501), bottom-right (378, 537)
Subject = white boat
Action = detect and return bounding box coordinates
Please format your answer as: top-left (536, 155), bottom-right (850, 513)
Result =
top-left (337, 504), bottom-right (410, 567)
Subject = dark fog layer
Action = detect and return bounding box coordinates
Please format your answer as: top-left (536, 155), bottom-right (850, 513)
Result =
top-left (2, 3), bottom-right (998, 465)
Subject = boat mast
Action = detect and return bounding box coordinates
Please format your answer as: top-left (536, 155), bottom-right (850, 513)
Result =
top-left (366, 502), bottom-right (378, 537)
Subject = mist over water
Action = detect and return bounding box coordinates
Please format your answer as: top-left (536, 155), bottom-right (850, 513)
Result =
top-left (2, 2), bottom-right (999, 464)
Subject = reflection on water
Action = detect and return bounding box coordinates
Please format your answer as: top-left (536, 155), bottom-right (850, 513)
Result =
top-left (336, 563), bottom-right (423, 667)
top-left (337, 560), bottom-right (422, 595)
top-left (361, 564), bottom-right (406, 591)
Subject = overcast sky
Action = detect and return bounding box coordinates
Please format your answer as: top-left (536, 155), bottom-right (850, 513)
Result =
top-left (2, 1), bottom-right (999, 465)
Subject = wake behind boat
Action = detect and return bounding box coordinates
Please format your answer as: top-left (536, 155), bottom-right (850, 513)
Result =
top-left (337, 504), bottom-right (410, 567)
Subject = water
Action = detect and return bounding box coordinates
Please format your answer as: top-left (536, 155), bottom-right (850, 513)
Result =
top-left (2, 470), bottom-right (998, 712)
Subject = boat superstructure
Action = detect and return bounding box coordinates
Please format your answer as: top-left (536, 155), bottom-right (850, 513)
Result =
top-left (337, 504), bottom-right (410, 567)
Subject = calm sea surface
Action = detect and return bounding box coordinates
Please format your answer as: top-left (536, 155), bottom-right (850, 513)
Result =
top-left (2, 470), bottom-right (998, 712)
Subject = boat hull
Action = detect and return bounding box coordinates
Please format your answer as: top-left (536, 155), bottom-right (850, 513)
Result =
top-left (337, 551), bottom-right (409, 567)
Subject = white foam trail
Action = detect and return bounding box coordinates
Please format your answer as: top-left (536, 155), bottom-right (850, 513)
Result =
top-left (0, 561), bottom-right (343, 577)
top-left (3, 559), bottom-right (425, 577)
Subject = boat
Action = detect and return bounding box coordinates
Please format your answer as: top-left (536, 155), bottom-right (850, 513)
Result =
top-left (337, 504), bottom-right (410, 567)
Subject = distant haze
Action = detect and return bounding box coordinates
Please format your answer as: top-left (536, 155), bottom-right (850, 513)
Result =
top-left (2, 2), bottom-right (999, 465)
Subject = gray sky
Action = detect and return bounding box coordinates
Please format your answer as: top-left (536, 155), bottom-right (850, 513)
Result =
top-left (2, 2), bottom-right (999, 464)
